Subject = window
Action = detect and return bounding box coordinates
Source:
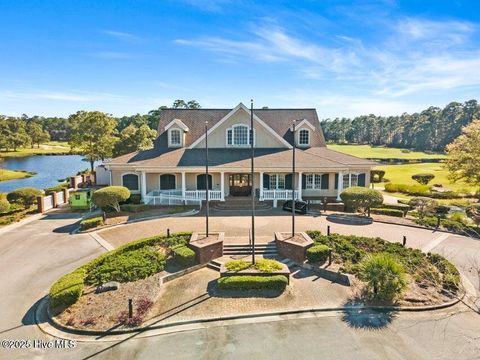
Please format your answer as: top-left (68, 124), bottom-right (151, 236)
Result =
top-left (305, 174), bottom-right (328, 189)
top-left (342, 173), bottom-right (359, 189)
top-left (169, 129), bottom-right (182, 147)
top-left (122, 173), bottom-right (139, 191)
top-left (269, 174), bottom-right (285, 189)
top-left (298, 129), bottom-right (310, 146)
top-left (227, 124), bottom-right (254, 146)
top-left (350, 173), bottom-right (358, 187)
top-left (160, 174), bottom-right (176, 190)
top-left (197, 174), bottom-right (212, 190)
top-left (343, 174), bottom-right (350, 189)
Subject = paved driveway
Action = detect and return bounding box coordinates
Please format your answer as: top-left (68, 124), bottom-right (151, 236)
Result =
top-left (0, 212), bottom-right (479, 359)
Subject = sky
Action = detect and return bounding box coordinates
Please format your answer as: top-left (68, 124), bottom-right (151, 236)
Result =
top-left (1, 0), bottom-right (480, 119)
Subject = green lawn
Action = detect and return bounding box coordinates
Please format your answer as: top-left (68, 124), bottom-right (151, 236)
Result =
top-left (327, 144), bottom-right (446, 160)
top-left (374, 162), bottom-right (476, 193)
top-left (0, 141), bottom-right (71, 158)
top-left (0, 169), bottom-right (36, 182)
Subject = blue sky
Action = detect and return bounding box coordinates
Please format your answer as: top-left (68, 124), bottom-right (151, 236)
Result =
top-left (1, 0), bottom-right (480, 119)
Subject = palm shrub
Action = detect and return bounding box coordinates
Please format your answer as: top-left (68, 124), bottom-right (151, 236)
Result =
top-left (7, 187), bottom-right (42, 207)
top-left (411, 173), bottom-right (435, 185)
top-left (92, 186), bottom-right (130, 212)
top-left (360, 253), bottom-right (407, 301)
top-left (340, 187), bottom-right (383, 216)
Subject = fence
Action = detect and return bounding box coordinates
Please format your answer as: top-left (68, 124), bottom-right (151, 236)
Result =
top-left (37, 188), bottom-right (70, 213)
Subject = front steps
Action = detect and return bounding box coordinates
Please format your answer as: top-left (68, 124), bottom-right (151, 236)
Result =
top-left (223, 243), bottom-right (278, 257)
top-left (211, 197), bottom-right (272, 211)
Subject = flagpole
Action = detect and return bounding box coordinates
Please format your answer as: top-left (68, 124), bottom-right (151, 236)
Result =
top-left (250, 99), bottom-right (255, 265)
top-left (205, 120), bottom-right (209, 237)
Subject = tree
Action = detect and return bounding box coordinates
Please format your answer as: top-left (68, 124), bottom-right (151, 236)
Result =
top-left (360, 253), bottom-right (407, 301)
top-left (113, 124), bottom-right (157, 156)
top-left (370, 170), bottom-right (386, 183)
top-left (340, 187), bottom-right (383, 216)
top-left (91, 186), bottom-right (130, 212)
top-left (0, 199), bottom-right (10, 213)
top-left (172, 99), bottom-right (201, 109)
top-left (69, 111), bottom-right (117, 172)
top-left (409, 197), bottom-right (437, 219)
top-left (27, 121), bottom-right (50, 148)
top-left (445, 119), bottom-right (480, 187)
top-left (411, 173), bottom-right (435, 185)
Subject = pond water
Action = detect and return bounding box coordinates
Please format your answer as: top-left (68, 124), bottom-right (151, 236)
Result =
top-left (0, 155), bottom-right (99, 193)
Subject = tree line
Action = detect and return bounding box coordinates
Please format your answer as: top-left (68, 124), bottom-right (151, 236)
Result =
top-left (0, 99), bottom-right (201, 162)
top-left (320, 100), bottom-right (480, 152)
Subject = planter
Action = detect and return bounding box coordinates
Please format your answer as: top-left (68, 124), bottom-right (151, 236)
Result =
top-left (274, 232), bottom-right (314, 264)
top-left (188, 232), bottom-right (224, 264)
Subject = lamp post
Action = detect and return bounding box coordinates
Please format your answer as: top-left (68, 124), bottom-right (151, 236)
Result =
top-left (292, 120), bottom-right (296, 237)
top-left (205, 120), bottom-right (209, 237)
top-left (250, 99), bottom-right (256, 265)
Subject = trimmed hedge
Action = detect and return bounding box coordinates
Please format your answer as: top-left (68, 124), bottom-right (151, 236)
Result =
top-left (172, 245), bottom-right (196, 267)
top-left (306, 244), bottom-right (330, 263)
top-left (85, 247), bottom-right (166, 284)
top-left (225, 259), bottom-right (284, 273)
top-left (382, 203), bottom-right (411, 215)
top-left (48, 232), bottom-right (192, 307)
top-left (79, 216), bottom-right (104, 231)
top-left (384, 183), bottom-right (430, 195)
top-left (217, 275), bottom-right (288, 291)
top-left (49, 268), bottom-right (86, 308)
top-left (92, 186), bottom-right (130, 212)
top-left (370, 208), bottom-right (405, 217)
top-left (225, 260), bottom-right (251, 272)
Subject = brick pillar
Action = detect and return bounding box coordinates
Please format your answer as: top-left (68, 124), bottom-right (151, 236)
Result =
top-left (63, 188), bottom-right (70, 203)
top-left (37, 196), bottom-right (45, 213)
top-left (70, 176), bottom-right (78, 190)
top-left (52, 192), bottom-right (58, 208)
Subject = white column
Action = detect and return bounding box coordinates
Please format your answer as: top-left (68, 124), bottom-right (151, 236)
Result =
top-left (259, 171), bottom-right (264, 200)
top-left (181, 172), bottom-right (186, 199)
top-left (298, 172), bottom-right (303, 200)
top-left (140, 171), bottom-right (147, 202)
top-left (348, 172), bottom-right (352, 188)
top-left (336, 171), bottom-right (343, 201)
top-left (220, 171), bottom-right (225, 201)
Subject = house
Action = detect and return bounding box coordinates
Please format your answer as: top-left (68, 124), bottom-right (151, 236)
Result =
top-left (104, 103), bottom-right (376, 206)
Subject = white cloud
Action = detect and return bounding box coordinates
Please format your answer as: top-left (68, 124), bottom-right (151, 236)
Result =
top-left (103, 30), bottom-right (142, 42)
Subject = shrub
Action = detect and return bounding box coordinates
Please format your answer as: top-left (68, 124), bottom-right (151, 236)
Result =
top-left (466, 204), bottom-right (480, 223)
top-left (172, 245), bottom-right (196, 267)
top-left (409, 197), bottom-right (438, 218)
top-left (340, 187), bottom-right (383, 216)
top-left (370, 170), bottom-right (386, 183)
top-left (85, 247), bottom-right (166, 285)
top-left (217, 275), bottom-right (288, 291)
top-left (306, 244), bottom-right (331, 263)
top-left (384, 183), bottom-right (431, 195)
top-left (123, 194), bottom-right (142, 205)
top-left (120, 204), bottom-right (150, 213)
top-left (44, 182), bottom-right (69, 195)
top-left (381, 203), bottom-right (410, 215)
top-left (0, 199), bottom-right (10, 213)
top-left (428, 191), bottom-right (462, 199)
top-left (79, 216), bottom-right (104, 231)
top-left (360, 253), bottom-right (407, 301)
top-left (427, 253), bottom-right (460, 290)
top-left (254, 259), bottom-right (283, 273)
top-left (370, 208), bottom-right (405, 217)
top-left (49, 268), bottom-right (86, 308)
top-left (7, 187), bottom-right (42, 207)
top-left (92, 186), bottom-right (130, 212)
top-left (225, 260), bottom-right (251, 272)
top-left (412, 173), bottom-right (435, 185)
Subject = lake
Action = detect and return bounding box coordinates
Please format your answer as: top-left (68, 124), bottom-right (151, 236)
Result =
top-left (0, 155), bottom-right (100, 193)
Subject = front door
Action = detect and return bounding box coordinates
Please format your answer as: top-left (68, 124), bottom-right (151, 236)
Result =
top-left (229, 174), bottom-right (251, 196)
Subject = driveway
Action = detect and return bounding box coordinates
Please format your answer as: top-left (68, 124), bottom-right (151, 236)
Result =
top-left (0, 212), bottom-right (479, 359)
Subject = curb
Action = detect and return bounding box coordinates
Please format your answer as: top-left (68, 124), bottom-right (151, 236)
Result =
top-left (37, 289), bottom-right (464, 341)
top-left (0, 213), bottom-right (45, 235)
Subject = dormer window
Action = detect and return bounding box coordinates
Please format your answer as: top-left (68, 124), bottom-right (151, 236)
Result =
top-left (227, 124), bottom-right (255, 147)
top-left (298, 129), bottom-right (310, 146)
top-left (169, 129), bottom-right (182, 147)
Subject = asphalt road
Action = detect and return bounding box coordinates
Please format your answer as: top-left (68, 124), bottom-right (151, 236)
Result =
top-left (0, 213), bottom-right (479, 360)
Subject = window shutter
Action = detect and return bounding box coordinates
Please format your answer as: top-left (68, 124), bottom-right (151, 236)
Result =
top-left (321, 174), bottom-right (329, 189)
top-left (227, 129), bottom-right (232, 145)
top-left (358, 173), bottom-right (366, 187)
top-left (160, 174), bottom-right (176, 190)
top-left (263, 174), bottom-right (270, 189)
top-left (302, 174), bottom-right (306, 189)
top-left (197, 175), bottom-right (205, 190)
top-left (335, 173), bottom-right (339, 189)
top-left (285, 174), bottom-right (293, 190)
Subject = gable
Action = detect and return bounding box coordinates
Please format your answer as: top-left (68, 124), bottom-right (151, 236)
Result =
top-left (191, 105), bottom-right (290, 149)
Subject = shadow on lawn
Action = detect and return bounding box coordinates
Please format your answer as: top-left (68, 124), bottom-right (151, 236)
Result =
top-left (341, 297), bottom-right (397, 330)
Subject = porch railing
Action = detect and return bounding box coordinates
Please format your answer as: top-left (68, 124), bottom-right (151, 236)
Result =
top-left (261, 189), bottom-right (300, 201)
top-left (144, 189), bottom-right (223, 205)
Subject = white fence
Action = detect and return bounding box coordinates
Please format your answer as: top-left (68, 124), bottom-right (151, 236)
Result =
top-left (261, 189), bottom-right (300, 201)
top-left (43, 195), bottom-right (54, 211)
top-left (148, 189), bottom-right (223, 201)
top-left (144, 191), bottom-right (202, 207)
top-left (38, 189), bottom-right (69, 213)
top-left (57, 190), bottom-right (65, 204)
